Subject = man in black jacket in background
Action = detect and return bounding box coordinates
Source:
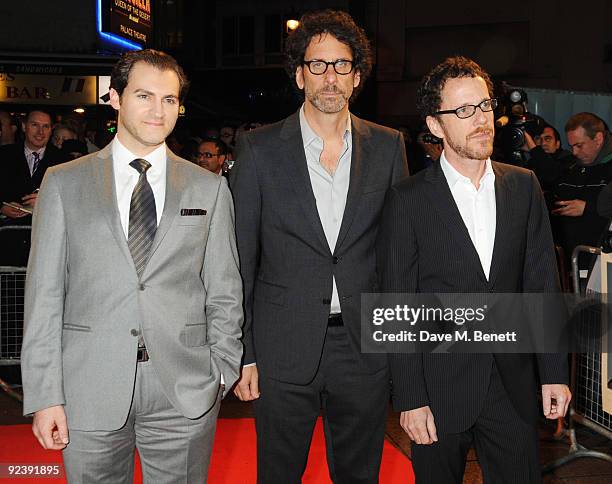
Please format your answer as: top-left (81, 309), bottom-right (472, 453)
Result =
top-left (0, 110), bottom-right (63, 265)
top-left (527, 112), bottom-right (612, 263)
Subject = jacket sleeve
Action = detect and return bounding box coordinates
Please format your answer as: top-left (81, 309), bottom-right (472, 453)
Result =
top-left (21, 170), bottom-right (67, 415)
top-left (202, 177), bottom-right (244, 394)
top-left (229, 134), bottom-right (261, 365)
top-left (522, 171), bottom-right (569, 384)
top-left (376, 186), bottom-right (430, 410)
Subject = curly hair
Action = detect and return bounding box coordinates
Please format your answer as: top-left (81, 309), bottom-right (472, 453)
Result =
top-left (110, 49), bottom-right (190, 102)
top-left (417, 56), bottom-right (494, 120)
top-left (284, 9), bottom-right (372, 101)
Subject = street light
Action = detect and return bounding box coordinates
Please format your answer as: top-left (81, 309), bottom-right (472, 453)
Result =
top-left (286, 19), bottom-right (299, 32)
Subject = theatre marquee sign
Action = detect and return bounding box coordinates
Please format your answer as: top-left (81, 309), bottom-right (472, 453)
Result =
top-left (101, 0), bottom-right (152, 47)
top-left (0, 73), bottom-right (98, 105)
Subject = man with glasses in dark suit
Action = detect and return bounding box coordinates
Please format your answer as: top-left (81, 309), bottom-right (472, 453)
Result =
top-left (377, 56), bottom-right (570, 484)
top-left (231, 10), bottom-right (407, 483)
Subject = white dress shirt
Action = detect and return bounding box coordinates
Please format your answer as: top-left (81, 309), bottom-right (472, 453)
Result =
top-left (112, 137), bottom-right (166, 238)
top-left (440, 152), bottom-right (496, 279)
top-left (299, 105), bottom-right (352, 314)
top-left (24, 145), bottom-right (46, 175)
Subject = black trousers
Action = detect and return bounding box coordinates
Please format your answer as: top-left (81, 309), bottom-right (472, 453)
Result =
top-left (254, 325), bottom-right (390, 484)
top-left (411, 364), bottom-right (541, 484)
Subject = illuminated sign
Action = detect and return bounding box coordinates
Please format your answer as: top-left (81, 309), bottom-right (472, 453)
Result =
top-left (0, 73), bottom-right (98, 105)
top-left (98, 0), bottom-right (152, 50)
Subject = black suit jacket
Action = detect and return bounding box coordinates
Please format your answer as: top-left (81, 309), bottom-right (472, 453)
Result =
top-left (231, 110), bottom-right (408, 384)
top-left (0, 142), bottom-right (64, 204)
top-left (376, 160), bottom-right (568, 433)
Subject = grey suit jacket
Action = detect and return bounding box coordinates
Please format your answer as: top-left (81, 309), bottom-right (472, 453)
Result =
top-left (21, 142), bottom-right (243, 431)
top-left (231, 110), bottom-right (408, 384)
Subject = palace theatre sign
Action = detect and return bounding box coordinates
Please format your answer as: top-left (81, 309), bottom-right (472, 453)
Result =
top-left (101, 0), bottom-right (152, 47)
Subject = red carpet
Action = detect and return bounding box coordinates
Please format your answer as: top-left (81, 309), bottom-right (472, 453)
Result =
top-left (0, 419), bottom-right (414, 483)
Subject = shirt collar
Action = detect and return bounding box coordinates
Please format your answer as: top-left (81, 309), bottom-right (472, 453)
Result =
top-left (24, 144), bottom-right (46, 159)
top-left (112, 136), bottom-right (167, 173)
top-left (299, 104), bottom-right (352, 148)
top-left (440, 151), bottom-right (494, 190)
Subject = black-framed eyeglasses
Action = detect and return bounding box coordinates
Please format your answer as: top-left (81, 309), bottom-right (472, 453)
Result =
top-left (435, 98), bottom-right (498, 119)
top-left (197, 151), bottom-right (221, 159)
top-left (303, 59), bottom-right (354, 75)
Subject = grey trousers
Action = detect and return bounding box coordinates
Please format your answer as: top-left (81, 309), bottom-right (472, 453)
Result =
top-left (62, 359), bottom-right (222, 484)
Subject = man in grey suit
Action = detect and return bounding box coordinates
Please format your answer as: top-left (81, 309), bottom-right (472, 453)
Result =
top-left (21, 49), bottom-right (243, 483)
top-left (231, 10), bottom-right (408, 483)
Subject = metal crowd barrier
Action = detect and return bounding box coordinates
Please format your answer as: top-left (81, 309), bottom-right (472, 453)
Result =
top-left (543, 245), bottom-right (612, 473)
top-left (0, 225), bottom-right (30, 401)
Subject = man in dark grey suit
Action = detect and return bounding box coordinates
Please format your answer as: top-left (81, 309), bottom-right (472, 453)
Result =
top-left (377, 56), bottom-right (571, 483)
top-left (231, 10), bottom-right (407, 483)
top-left (21, 49), bottom-right (243, 483)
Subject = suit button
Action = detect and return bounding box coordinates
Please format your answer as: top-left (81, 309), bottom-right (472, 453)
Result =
top-left (130, 329), bottom-right (140, 337)
top-left (322, 298), bottom-right (331, 305)
top-left (139, 284), bottom-right (145, 291)
top-left (332, 256), bottom-right (340, 264)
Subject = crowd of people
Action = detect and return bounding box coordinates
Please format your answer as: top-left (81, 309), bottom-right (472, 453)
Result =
top-left (1, 7), bottom-right (611, 484)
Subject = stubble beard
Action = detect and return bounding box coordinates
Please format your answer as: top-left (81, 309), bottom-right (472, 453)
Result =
top-left (305, 85), bottom-right (350, 114)
top-left (446, 128), bottom-right (494, 161)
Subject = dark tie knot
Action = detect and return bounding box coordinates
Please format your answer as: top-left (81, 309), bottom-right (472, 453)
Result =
top-left (130, 158), bottom-right (152, 174)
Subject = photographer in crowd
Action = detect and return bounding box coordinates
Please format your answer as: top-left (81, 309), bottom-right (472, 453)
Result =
top-left (534, 124), bottom-right (574, 167)
top-left (526, 112), bottom-right (612, 264)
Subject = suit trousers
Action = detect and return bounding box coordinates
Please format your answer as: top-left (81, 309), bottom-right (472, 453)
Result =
top-left (254, 325), bottom-right (390, 484)
top-left (411, 363), bottom-right (540, 484)
top-left (62, 359), bottom-right (221, 484)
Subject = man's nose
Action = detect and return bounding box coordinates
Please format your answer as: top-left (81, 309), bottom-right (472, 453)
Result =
top-left (473, 106), bottom-right (487, 125)
top-left (324, 67), bottom-right (338, 83)
top-left (152, 99), bottom-right (164, 117)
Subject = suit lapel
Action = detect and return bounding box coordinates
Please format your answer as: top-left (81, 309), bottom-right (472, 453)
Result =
top-left (487, 163), bottom-right (510, 287)
top-left (147, 149), bottom-right (182, 261)
top-left (335, 115), bottom-right (371, 251)
top-left (279, 112), bottom-right (330, 253)
top-left (92, 144), bottom-right (136, 272)
top-left (424, 162), bottom-right (488, 283)
top-left (17, 145), bottom-right (33, 185)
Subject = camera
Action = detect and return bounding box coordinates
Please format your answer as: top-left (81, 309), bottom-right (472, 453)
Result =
top-left (494, 86), bottom-right (545, 165)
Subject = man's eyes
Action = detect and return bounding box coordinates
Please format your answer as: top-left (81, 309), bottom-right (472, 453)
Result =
top-left (137, 94), bottom-right (177, 104)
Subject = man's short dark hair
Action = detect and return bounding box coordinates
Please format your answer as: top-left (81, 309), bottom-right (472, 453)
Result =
top-left (110, 49), bottom-right (190, 102)
top-left (417, 56), bottom-right (494, 120)
top-left (284, 9), bottom-right (372, 100)
top-left (543, 124), bottom-right (561, 142)
top-left (565, 112), bottom-right (606, 139)
top-left (200, 137), bottom-right (228, 156)
top-left (25, 109), bottom-right (52, 123)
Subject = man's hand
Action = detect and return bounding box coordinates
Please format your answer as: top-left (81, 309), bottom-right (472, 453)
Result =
top-left (400, 406), bottom-right (438, 445)
top-left (1, 203), bottom-right (29, 218)
top-left (233, 365), bottom-right (260, 401)
top-left (523, 131), bottom-right (537, 151)
top-left (542, 384), bottom-right (571, 419)
top-left (552, 199), bottom-right (586, 217)
top-left (32, 405), bottom-right (69, 450)
top-left (21, 191), bottom-right (39, 208)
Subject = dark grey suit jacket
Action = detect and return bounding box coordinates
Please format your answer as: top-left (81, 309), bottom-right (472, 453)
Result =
top-left (231, 110), bottom-right (408, 384)
top-left (376, 160), bottom-right (569, 433)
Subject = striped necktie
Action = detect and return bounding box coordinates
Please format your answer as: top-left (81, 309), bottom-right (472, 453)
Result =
top-left (31, 151), bottom-right (40, 175)
top-left (128, 158), bottom-right (157, 277)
